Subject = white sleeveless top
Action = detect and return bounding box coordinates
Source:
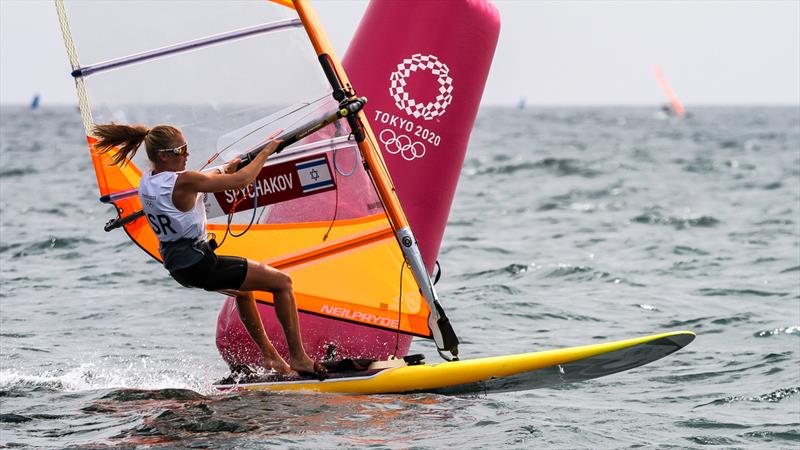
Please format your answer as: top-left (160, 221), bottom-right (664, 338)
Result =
top-left (138, 170), bottom-right (206, 243)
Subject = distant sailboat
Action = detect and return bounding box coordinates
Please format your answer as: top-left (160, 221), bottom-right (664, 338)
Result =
top-left (652, 66), bottom-right (685, 118)
top-left (29, 94), bottom-right (40, 110)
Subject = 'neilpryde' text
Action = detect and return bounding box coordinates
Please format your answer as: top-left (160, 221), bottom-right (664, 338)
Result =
top-left (321, 304), bottom-right (399, 328)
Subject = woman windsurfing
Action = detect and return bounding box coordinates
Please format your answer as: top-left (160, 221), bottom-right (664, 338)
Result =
top-left (93, 123), bottom-right (327, 380)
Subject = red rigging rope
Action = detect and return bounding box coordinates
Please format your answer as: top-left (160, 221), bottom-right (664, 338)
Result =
top-left (198, 94), bottom-right (331, 173)
top-left (213, 178), bottom-right (258, 249)
top-left (200, 127), bottom-right (286, 172)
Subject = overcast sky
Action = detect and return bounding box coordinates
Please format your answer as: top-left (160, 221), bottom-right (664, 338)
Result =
top-left (1, 0), bottom-right (798, 106)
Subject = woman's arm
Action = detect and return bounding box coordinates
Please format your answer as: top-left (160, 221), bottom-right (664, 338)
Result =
top-left (181, 141), bottom-right (280, 192)
top-left (172, 140), bottom-right (280, 211)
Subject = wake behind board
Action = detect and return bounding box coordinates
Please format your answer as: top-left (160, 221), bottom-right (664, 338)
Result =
top-left (213, 331), bottom-right (695, 395)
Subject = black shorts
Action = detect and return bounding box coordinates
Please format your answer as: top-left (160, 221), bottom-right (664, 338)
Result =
top-left (169, 243), bottom-right (248, 292)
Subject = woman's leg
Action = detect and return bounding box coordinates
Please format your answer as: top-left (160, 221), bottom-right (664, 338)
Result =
top-left (227, 290), bottom-right (292, 375)
top-left (238, 260), bottom-right (322, 376)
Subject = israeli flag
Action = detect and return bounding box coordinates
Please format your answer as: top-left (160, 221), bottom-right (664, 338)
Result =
top-left (296, 157), bottom-right (334, 193)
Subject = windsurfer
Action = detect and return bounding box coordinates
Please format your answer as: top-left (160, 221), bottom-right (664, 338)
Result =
top-left (92, 123), bottom-right (327, 380)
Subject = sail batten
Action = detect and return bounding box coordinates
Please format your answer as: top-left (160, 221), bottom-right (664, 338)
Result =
top-left (267, 227), bottom-right (393, 270)
top-left (72, 19), bottom-right (303, 78)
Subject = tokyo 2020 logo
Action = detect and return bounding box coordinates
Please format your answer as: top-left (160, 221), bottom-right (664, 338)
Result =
top-left (389, 54), bottom-right (453, 121)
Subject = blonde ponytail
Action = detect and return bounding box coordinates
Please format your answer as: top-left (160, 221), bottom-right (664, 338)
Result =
top-left (92, 123), bottom-right (149, 166)
top-left (92, 123), bottom-right (183, 166)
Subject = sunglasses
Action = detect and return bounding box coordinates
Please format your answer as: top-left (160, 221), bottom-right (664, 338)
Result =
top-left (158, 143), bottom-right (188, 156)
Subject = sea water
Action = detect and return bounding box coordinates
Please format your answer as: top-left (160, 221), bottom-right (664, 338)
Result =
top-left (1, 105), bottom-right (798, 448)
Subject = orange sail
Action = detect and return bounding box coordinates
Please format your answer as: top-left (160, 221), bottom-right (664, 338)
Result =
top-left (56, 0), bottom-right (459, 357)
top-left (653, 65), bottom-right (686, 118)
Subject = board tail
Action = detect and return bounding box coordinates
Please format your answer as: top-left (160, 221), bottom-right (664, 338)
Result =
top-left (433, 331), bottom-right (696, 394)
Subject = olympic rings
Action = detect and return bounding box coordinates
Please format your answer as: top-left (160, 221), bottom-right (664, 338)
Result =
top-left (379, 129), bottom-right (426, 161)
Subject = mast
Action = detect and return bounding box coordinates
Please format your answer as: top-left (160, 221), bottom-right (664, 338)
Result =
top-left (293, 0), bottom-right (460, 360)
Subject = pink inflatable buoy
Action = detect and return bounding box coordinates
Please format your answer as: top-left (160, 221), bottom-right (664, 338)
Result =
top-left (215, 0), bottom-right (500, 366)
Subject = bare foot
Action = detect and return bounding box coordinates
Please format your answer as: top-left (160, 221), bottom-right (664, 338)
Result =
top-left (262, 356), bottom-right (293, 377)
top-left (290, 356), bottom-right (327, 380)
